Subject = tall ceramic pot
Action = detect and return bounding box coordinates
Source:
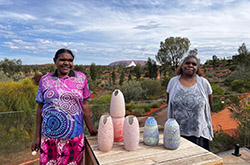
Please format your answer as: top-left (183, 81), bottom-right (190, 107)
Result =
top-left (112, 117), bottom-right (124, 142)
top-left (163, 118), bottom-right (180, 150)
top-left (123, 115), bottom-right (140, 151)
top-left (98, 115), bottom-right (114, 152)
top-left (110, 89), bottom-right (125, 118)
top-left (143, 117), bottom-right (159, 146)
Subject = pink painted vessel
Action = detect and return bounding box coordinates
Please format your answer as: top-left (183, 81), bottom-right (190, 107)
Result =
top-left (98, 115), bottom-right (114, 152)
top-left (112, 117), bottom-right (124, 142)
top-left (110, 89), bottom-right (125, 118)
top-left (123, 115), bottom-right (140, 151)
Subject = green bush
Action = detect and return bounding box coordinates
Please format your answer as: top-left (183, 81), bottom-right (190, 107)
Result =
top-left (161, 76), bottom-right (172, 87)
top-left (150, 102), bottom-right (161, 108)
top-left (121, 81), bottom-right (146, 102)
top-left (140, 79), bottom-right (164, 99)
top-left (0, 79), bottom-right (37, 153)
top-left (142, 105), bottom-right (151, 112)
top-left (211, 84), bottom-right (225, 96)
top-left (88, 78), bottom-right (95, 91)
top-left (126, 103), bottom-right (136, 110)
top-left (89, 94), bottom-right (111, 104)
top-left (148, 95), bottom-right (158, 100)
top-left (224, 78), bottom-right (232, 86)
top-left (211, 84), bottom-right (226, 112)
top-left (210, 131), bottom-right (237, 153)
top-left (131, 108), bottom-right (145, 116)
top-left (0, 70), bottom-right (12, 82)
top-left (89, 94), bottom-right (111, 129)
top-left (231, 79), bottom-right (250, 93)
top-left (126, 103), bottom-right (151, 115)
top-left (228, 64), bottom-right (236, 71)
top-left (212, 97), bottom-right (226, 113)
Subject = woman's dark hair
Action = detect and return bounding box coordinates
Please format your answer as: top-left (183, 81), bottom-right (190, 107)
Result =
top-left (175, 55), bottom-right (203, 76)
top-left (54, 48), bottom-right (74, 60)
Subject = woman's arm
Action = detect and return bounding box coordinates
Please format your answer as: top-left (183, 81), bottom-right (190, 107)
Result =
top-left (83, 100), bottom-right (98, 135)
top-left (167, 93), bottom-right (169, 103)
top-left (208, 94), bottom-right (213, 111)
top-left (31, 103), bottom-right (43, 151)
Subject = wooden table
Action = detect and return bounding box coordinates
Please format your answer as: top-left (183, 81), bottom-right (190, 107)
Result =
top-left (85, 129), bottom-right (223, 165)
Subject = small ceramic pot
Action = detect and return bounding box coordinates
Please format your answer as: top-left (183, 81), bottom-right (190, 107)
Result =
top-left (123, 115), bottom-right (140, 151)
top-left (110, 89), bottom-right (125, 118)
top-left (163, 118), bottom-right (180, 150)
top-left (112, 117), bottom-right (124, 142)
top-left (98, 115), bottom-right (114, 152)
top-left (143, 117), bottom-right (159, 146)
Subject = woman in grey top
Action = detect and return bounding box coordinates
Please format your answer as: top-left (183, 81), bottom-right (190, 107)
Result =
top-left (167, 55), bottom-right (213, 151)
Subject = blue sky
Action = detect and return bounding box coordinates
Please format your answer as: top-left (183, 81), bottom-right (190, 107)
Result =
top-left (0, 0), bottom-right (250, 65)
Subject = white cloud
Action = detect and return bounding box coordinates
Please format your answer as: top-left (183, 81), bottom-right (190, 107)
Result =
top-left (0, 0), bottom-right (249, 65)
top-left (19, 55), bottom-right (53, 65)
top-left (0, 0), bottom-right (13, 5)
top-left (0, 11), bottom-right (36, 20)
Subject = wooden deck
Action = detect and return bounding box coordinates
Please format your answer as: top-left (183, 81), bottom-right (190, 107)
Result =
top-left (85, 128), bottom-right (223, 165)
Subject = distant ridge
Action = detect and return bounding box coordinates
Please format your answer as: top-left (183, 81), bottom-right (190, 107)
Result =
top-left (109, 60), bottom-right (146, 66)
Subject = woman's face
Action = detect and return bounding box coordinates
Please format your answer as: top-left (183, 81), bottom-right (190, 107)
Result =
top-left (54, 52), bottom-right (74, 77)
top-left (182, 57), bottom-right (198, 76)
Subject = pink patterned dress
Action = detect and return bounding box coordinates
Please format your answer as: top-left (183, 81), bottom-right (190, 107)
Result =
top-left (36, 70), bottom-right (90, 165)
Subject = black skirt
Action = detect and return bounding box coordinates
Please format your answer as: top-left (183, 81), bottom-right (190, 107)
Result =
top-left (182, 135), bottom-right (210, 151)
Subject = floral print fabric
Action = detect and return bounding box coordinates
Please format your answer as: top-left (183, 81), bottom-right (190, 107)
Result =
top-left (36, 70), bottom-right (90, 139)
top-left (40, 134), bottom-right (84, 165)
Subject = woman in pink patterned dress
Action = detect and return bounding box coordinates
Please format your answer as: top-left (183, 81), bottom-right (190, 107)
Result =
top-left (31, 48), bottom-right (97, 165)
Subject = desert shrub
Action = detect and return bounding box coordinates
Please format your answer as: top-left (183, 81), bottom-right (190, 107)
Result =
top-left (211, 84), bottom-right (226, 112)
top-left (140, 79), bottom-right (164, 99)
top-left (224, 78), bottom-right (232, 86)
top-left (131, 108), bottom-right (145, 116)
top-left (121, 81), bottom-right (146, 102)
top-left (143, 105), bottom-right (151, 112)
top-left (212, 97), bottom-right (226, 113)
top-left (89, 94), bottom-right (111, 129)
top-left (231, 79), bottom-right (250, 93)
top-left (126, 103), bottom-right (136, 110)
top-left (89, 94), bottom-right (111, 105)
top-left (0, 79), bottom-right (37, 153)
top-left (11, 72), bottom-right (25, 81)
top-left (0, 70), bottom-right (12, 82)
top-left (150, 102), bottom-right (161, 108)
top-left (228, 64), bottom-right (236, 71)
top-left (126, 103), bottom-right (151, 115)
top-left (228, 99), bottom-right (250, 147)
top-left (160, 76), bottom-right (172, 87)
top-left (88, 78), bottom-right (95, 91)
top-left (210, 131), bottom-right (237, 153)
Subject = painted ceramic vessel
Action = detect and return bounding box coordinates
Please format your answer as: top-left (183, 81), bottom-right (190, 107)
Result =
top-left (112, 117), bottom-right (124, 142)
top-left (98, 115), bottom-right (114, 152)
top-left (123, 115), bottom-right (140, 151)
top-left (143, 117), bottom-right (159, 146)
top-left (110, 89), bottom-right (125, 118)
top-left (163, 118), bottom-right (180, 150)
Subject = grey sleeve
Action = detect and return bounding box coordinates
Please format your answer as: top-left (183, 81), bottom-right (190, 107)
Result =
top-left (201, 77), bottom-right (212, 95)
top-left (166, 77), bottom-right (175, 93)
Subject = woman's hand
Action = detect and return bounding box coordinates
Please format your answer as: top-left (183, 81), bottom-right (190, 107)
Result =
top-left (31, 136), bottom-right (41, 151)
top-left (89, 127), bottom-right (98, 136)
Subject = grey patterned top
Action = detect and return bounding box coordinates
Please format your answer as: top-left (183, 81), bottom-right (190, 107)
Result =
top-left (171, 81), bottom-right (208, 138)
top-left (167, 75), bottom-right (213, 140)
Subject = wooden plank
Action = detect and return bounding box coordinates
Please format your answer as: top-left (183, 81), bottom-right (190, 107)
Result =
top-left (85, 136), bottom-right (99, 165)
top-left (97, 143), bottom-right (209, 164)
top-left (85, 131), bottom-right (223, 165)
